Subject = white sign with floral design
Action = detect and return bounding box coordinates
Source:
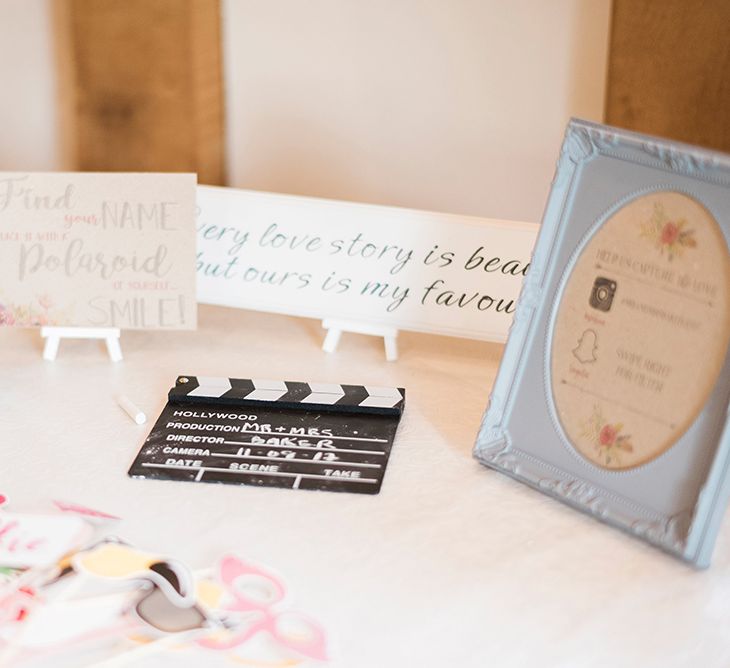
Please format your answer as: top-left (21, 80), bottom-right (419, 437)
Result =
top-left (0, 173), bottom-right (197, 330)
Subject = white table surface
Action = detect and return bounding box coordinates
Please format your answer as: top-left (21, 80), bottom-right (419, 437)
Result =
top-left (3, 305), bottom-right (730, 667)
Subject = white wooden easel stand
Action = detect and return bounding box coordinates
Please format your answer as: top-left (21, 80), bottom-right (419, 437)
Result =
top-left (40, 327), bottom-right (123, 362)
top-left (321, 318), bottom-right (399, 362)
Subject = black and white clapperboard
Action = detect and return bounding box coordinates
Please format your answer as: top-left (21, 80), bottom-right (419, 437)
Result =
top-left (128, 376), bottom-right (405, 494)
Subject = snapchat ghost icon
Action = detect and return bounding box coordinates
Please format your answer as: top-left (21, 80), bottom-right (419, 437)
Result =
top-left (572, 329), bottom-right (598, 364)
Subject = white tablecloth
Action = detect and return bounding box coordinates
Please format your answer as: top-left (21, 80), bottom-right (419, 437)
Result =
top-left (2, 305), bottom-right (730, 667)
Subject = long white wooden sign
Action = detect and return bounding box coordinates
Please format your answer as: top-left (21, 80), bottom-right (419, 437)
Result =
top-left (196, 186), bottom-right (538, 341)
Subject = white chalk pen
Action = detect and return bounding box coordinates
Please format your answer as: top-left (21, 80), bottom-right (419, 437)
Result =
top-left (117, 395), bottom-right (147, 425)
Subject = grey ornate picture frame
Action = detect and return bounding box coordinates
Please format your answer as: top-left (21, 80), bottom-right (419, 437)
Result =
top-left (474, 118), bottom-right (730, 567)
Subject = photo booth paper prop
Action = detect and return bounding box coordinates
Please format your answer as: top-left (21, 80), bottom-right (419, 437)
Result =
top-left (52, 501), bottom-right (121, 523)
top-left (0, 506), bottom-right (331, 666)
top-left (474, 119), bottom-right (730, 567)
top-left (195, 555), bottom-right (328, 662)
top-left (128, 376), bottom-right (405, 494)
top-left (0, 512), bottom-right (90, 569)
top-left (196, 185), bottom-right (537, 343)
top-left (0, 172), bottom-right (197, 330)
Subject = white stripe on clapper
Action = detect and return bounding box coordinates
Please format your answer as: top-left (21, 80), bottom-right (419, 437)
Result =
top-left (301, 382), bottom-right (345, 405)
top-left (188, 376), bottom-right (232, 398)
top-left (359, 386), bottom-right (402, 409)
top-left (247, 379), bottom-right (288, 402)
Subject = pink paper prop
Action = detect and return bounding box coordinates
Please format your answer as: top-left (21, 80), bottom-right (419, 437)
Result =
top-left (0, 512), bottom-right (90, 569)
top-left (52, 500), bottom-right (120, 521)
top-left (0, 539), bottom-right (330, 665)
top-left (198, 555), bottom-right (328, 661)
top-left (0, 585), bottom-right (36, 625)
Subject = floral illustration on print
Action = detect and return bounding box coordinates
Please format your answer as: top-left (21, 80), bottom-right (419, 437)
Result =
top-left (640, 202), bottom-right (696, 260)
top-left (0, 294), bottom-right (60, 327)
top-left (581, 405), bottom-right (634, 467)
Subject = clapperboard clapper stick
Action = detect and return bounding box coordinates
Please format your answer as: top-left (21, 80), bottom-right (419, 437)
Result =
top-left (128, 376), bottom-right (405, 494)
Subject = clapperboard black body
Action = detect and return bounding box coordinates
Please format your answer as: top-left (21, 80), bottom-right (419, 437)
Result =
top-left (128, 376), bottom-right (405, 494)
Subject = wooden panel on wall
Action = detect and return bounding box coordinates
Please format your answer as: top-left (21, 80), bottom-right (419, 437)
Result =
top-left (606, 0), bottom-right (730, 153)
top-left (60, 0), bottom-right (224, 184)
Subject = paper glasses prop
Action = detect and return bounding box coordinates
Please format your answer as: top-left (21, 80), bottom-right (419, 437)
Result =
top-left (197, 555), bottom-right (328, 661)
top-left (475, 119), bottom-right (730, 567)
top-left (3, 540), bottom-right (328, 662)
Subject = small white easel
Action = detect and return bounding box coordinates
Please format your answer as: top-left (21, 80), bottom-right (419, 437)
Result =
top-left (321, 318), bottom-right (399, 362)
top-left (40, 327), bottom-right (123, 362)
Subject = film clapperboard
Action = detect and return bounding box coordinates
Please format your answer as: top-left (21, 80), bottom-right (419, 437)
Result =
top-left (128, 376), bottom-right (405, 494)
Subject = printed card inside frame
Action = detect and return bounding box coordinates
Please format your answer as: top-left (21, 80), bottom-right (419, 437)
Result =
top-left (474, 118), bottom-right (730, 567)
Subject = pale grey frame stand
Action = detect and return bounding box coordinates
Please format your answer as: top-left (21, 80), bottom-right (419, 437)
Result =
top-left (474, 118), bottom-right (730, 567)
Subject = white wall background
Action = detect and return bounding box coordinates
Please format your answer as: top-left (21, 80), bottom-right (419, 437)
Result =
top-left (0, 0), bottom-right (59, 171)
top-left (0, 0), bottom-right (611, 223)
top-left (222, 0), bottom-right (611, 222)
